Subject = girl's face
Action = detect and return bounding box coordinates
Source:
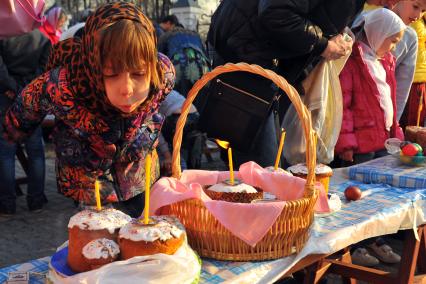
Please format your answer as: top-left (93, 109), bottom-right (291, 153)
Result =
top-left (392, 0), bottom-right (425, 25)
top-left (57, 14), bottom-right (67, 30)
top-left (376, 30), bottom-right (404, 58)
top-left (103, 63), bottom-right (151, 113)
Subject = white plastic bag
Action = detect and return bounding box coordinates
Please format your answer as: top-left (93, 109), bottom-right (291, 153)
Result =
top-left (283, 37), bottom-right (352, 165)
top-left (47, 240), bottom-right (201, 284)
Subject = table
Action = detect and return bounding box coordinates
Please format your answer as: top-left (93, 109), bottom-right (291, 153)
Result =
top-left (1, 166), bottom-right (425, 283)
top-left (348, 155), bottom-right (426, 188)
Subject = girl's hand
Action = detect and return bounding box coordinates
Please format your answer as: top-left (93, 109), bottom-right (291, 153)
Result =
top-left (339, 149), bottom-right (354, 162)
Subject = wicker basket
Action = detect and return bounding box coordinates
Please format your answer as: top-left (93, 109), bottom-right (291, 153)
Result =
top-left (162, 63), bottom-right (318, 261)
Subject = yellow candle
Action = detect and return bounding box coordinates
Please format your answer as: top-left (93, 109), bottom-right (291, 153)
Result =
top-left (144, 153), bottom-right (152, 224)
top-left (95, 180), bottom-right (101, 211)
top-left (274, 129), bottom-right (286, 170)
top-left (228, 147), bottom-right (234, 185)
top-left (417, 92), bottom-right (424, 127)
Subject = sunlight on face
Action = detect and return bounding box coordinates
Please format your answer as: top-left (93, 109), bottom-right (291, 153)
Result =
top-left (376, 30), bottom-right (404, 58)
top-left (103, 62), bottom-right (151, 114)
top-left (393, 0), bottom-right (425, 25)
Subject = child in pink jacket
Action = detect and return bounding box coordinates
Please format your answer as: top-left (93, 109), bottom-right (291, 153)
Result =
top-left (336, 8), bottom-right (406, 166)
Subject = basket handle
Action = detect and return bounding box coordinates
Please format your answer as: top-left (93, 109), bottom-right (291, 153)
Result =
top-left (171, 63), bottom-right (317, 197)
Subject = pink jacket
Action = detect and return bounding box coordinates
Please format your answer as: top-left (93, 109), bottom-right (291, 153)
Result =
top-left (335, 42), bottom-right (403, 155)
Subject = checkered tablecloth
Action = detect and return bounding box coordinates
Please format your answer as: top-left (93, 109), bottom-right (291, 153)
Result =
top-left (1, 177), bottom-right (426, 283)
top-left (348, 155), bottom-right (426, 188)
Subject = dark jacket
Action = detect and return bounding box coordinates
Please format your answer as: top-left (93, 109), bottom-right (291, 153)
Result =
top-left (0, 29), bottom-right (51, 96)
top-left (208, 0), bottom-right (365, 84)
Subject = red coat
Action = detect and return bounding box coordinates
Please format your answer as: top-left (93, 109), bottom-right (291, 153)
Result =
top-left (335, 42), bottom-right (403, 155)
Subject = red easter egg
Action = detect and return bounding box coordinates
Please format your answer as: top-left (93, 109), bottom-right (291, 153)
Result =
top-left (399, 141), bottom-right (410, 149)
top-left (402, 144), bottom-right (419, 156)
top-left (344, 186), bottom-right (362, 201)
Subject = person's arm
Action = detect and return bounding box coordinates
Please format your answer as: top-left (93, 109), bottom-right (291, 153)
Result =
top-left (0, 52), bottom-right (18, 96)
top-left (394, 28), bottom-right (418, 120)
top-left (335, 61), bottom-right (358, 161)
top-left (157, 133), bottom-right (172, 175)
top-left (36, 38), bottom-right (52, 78)
top-left (258, 0), bottom-right (328, 57)
top-left (157, 33), bottom-right (170, 55)
top-left (2, 71), bottom-right (51, 143)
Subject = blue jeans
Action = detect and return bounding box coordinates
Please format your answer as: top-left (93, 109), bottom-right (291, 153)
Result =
top-left (224, 113), bottom-right (279, 168)
top-left (0, 100), bottom-right (46, 211)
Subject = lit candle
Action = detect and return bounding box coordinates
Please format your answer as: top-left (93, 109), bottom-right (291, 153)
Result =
top-left (144, 153), bottom-right (152, 224)
top-left (417, 92), bottom-right (424, 127)
top-left (228, 147), bottom-right (234, 185)
top-left (215, 139), bottom-right (235, 185)
top-left (95, 180), bottom-right (101, 211)
top-left (274, 129), bottom-right (286, 170)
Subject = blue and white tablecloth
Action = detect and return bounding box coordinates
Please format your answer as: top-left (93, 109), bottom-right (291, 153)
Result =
top-left (348, 155), bottom-right (426, 188)
top-left (1, 178), bottom-right (426, 283)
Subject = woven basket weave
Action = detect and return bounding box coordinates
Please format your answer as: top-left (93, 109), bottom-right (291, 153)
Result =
top-left (162, 63), bottom-right (318, 261)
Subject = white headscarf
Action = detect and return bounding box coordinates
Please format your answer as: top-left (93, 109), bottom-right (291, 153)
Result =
top-left (352, 8), bottom-right (406, 53)
top-left (352, 8), bottom-right (406, 131)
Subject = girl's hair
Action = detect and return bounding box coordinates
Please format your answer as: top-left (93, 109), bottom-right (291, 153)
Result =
top-left (100, 19), bottom-right (161, 90)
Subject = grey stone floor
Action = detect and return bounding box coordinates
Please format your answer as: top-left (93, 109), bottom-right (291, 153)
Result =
top-left (0, 145), bottom-right (77, 267)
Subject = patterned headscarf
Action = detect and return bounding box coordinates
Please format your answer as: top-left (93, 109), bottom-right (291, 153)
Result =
top-left (47, 2), bottom-right (160, 118)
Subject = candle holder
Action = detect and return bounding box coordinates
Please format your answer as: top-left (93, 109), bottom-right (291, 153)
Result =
top-left (222, 179), bottom-right (241, 186)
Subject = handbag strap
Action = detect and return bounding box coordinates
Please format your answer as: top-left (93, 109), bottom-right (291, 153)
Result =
top-left (15, 0), bottom-right (45, 23)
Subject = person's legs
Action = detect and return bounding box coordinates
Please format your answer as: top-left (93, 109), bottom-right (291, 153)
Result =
top-left (0, 135), bottom-right (17, 214)
top-left (231, 113), bottom-right (278, 168)
top-left (184, 113), bottom-right (203, 169)
top-left (24, 126), bottom-right (47, 211)
top-left (368, 236), bottom-right (401, 264)
top-left (353, 152), bottom-right (375, 164)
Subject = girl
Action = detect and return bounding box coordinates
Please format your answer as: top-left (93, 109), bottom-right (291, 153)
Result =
top-left (401, 15), bottom-right (426, 127)
top-left (336, 9), bottom-right (406, 267)
top-left (335, 8), bottom-right (406, 166)
top-left (1, 2), bottom-right (175, 217)
top-left (39, 7), bottom-right (68, 45)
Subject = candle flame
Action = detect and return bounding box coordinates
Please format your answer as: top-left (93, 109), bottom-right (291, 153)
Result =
top-left (215, 139), bottom-right (229, 149)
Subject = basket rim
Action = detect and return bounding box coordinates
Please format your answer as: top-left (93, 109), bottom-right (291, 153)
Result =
top-left (171, 62), bottom-right (317, 198)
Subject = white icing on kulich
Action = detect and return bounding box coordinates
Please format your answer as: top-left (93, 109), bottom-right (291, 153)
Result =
top-left (287, 163), bottom-right (332, 175)
top-left (265, 166), bottom-right (293, 175)
top-left (208, 182), bottom-right (258, 193)
top-left (82, 238), bottom-right (120, 260)
top-left (119, 216), bottom-right (184, 242)
top-left (68, 208), bottom-right (131, 234)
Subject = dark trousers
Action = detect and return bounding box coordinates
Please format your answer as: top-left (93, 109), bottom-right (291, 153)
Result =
top-left (330, 149), bottom-right (389, 168)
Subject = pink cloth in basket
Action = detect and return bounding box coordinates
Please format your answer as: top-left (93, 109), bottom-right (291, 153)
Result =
top-left (150, 162), bottom-right (329, 247)
top-left (239, 162), bottom-right (330, 212)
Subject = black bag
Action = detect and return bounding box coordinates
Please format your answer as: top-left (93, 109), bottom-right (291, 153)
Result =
top-left (198, 71), bottom-right (277, 153)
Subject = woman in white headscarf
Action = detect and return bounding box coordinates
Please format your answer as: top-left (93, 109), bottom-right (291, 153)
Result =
top-left (335, 8), bottom-right (406, 166)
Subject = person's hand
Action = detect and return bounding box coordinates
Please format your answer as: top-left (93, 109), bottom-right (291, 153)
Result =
top-left (339, 149), bottom-right (354, 162)
top-left (321, 34), bottom-right (352, 61)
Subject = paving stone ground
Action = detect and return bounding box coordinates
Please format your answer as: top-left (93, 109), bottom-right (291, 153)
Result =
top-left (0, 143), bottom-right (405, 284)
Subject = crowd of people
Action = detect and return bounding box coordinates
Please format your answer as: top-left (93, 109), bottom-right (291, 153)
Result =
top-left (0, 0), bottom-right (425, 272)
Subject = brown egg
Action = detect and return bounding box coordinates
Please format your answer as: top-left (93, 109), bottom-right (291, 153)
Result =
top-left (344, 186), bottom-right (362, 201)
